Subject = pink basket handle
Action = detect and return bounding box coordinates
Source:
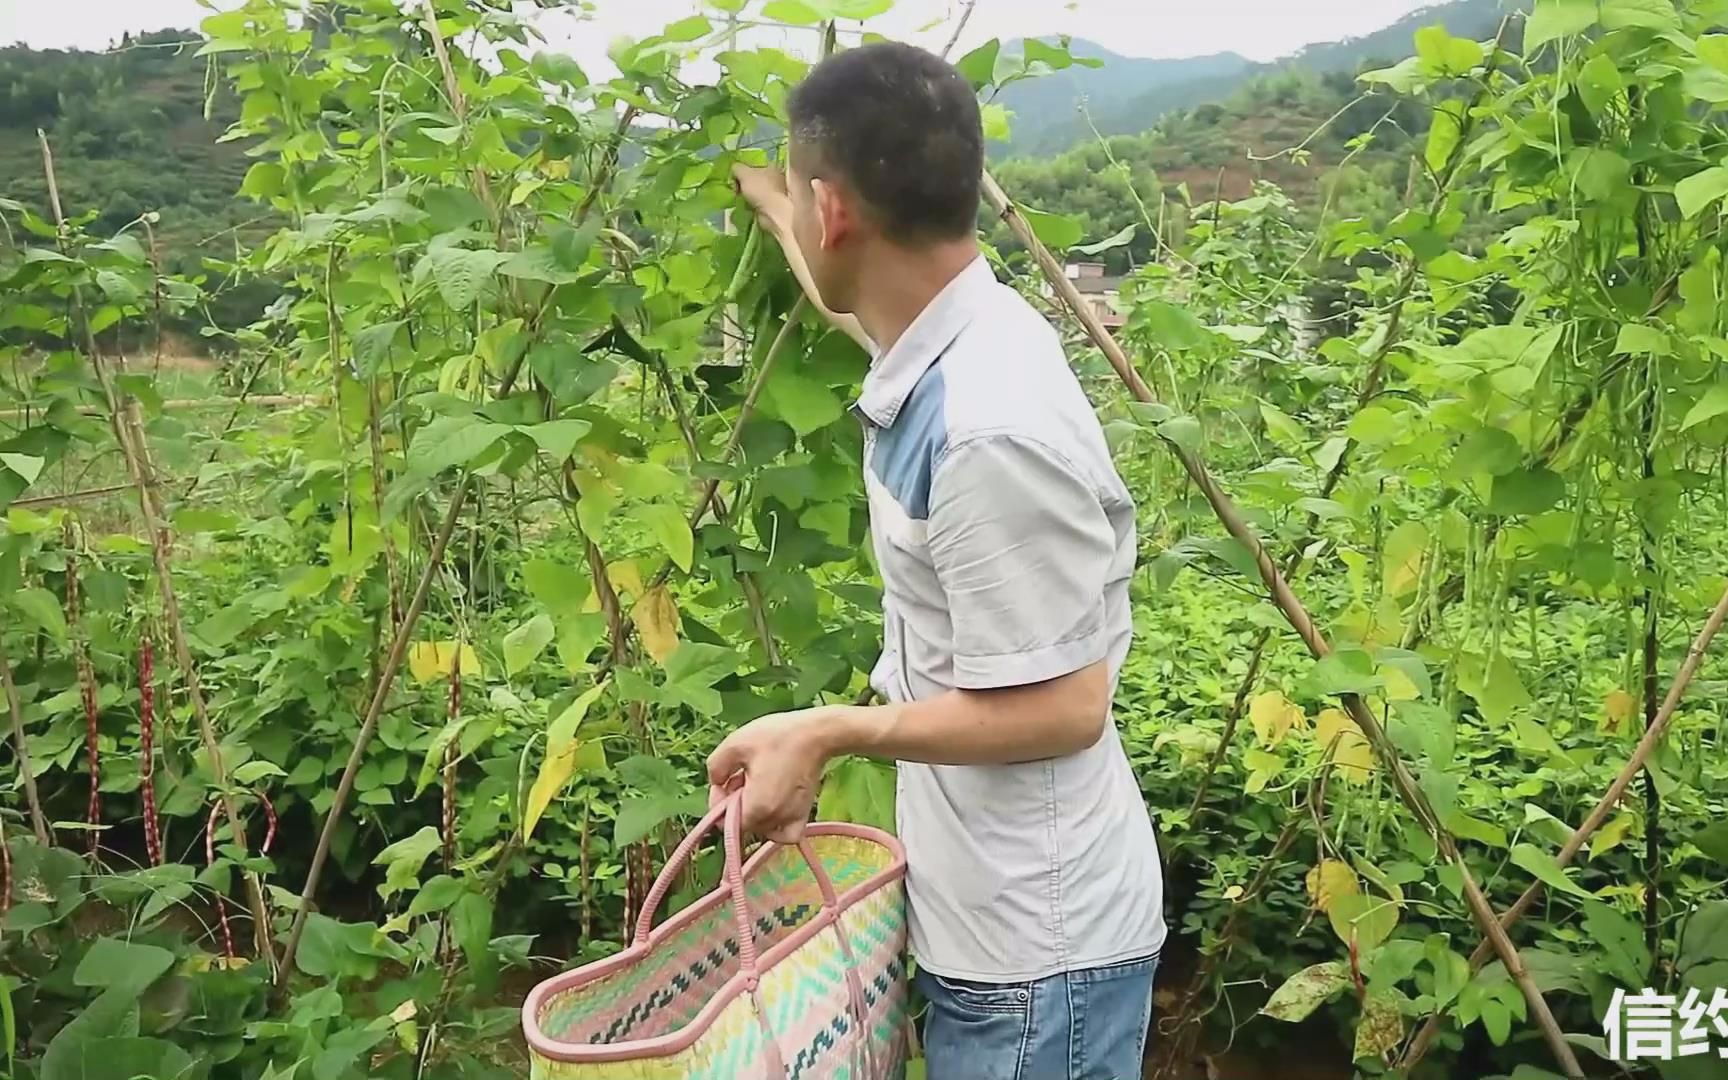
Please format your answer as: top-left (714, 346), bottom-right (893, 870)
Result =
top-left (632, 792), bottom-right (758, 975)
top-left (632, 791), bottom-right (874, 1073)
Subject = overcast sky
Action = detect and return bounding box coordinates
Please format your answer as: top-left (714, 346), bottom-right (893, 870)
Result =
top-left (3, 1), bottom-right (1440, 71)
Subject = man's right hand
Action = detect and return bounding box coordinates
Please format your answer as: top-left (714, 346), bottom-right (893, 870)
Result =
top-left (732, 163), bottom-right (790, 218)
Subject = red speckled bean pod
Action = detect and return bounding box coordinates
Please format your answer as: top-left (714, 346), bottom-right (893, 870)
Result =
top-left (139, 635), bottom-right (161, 867)
top-left (65, 545), bottom-right (101, 853)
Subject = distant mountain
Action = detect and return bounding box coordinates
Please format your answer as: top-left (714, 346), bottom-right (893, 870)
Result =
top-left (994, 0), bottom-right (1520, 156)
top-left (992, 42), bottom-right (1254, 157)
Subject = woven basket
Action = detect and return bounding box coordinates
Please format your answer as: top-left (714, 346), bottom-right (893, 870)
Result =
top-left (523, 792), bottom-right (909, 1079)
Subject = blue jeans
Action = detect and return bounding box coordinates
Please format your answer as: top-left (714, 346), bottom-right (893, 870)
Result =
top-left (917, 955), bottom-right (1159, 1080)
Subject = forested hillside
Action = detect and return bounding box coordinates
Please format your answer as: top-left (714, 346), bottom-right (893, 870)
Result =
top-left (0, 29), bottom-right (273, 340)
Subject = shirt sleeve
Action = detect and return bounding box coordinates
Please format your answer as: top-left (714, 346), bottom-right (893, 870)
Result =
top-left (926, 434), bottom-right (1116, 690)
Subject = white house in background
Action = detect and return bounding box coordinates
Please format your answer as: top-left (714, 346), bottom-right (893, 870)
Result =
top-left (1052, 262), bottom-right (1126, 330)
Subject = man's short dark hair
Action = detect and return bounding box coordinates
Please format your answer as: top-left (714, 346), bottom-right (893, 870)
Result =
top-left (787, 42), bottom-right (983, 243)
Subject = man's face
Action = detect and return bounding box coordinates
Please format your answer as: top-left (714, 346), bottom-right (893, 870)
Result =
top-left (787, 147), bottom-right (861, 314)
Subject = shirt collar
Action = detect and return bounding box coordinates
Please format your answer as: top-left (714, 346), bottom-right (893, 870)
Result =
top-left (853, 255), bottom-right (994, 429)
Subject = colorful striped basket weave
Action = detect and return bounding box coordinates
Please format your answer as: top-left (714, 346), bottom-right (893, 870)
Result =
top-left (522, 791), bottom-right (909, 1080)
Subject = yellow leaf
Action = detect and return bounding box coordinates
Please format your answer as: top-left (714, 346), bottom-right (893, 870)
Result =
top-left (1315, 708), bottom-right (1373, 784)
top-left (1603, 689), bottom-right (1637, 733)
top-left (609, 560), bottom-right (643, 600)
top-left (635, 586), bottom-right (680, 664)
top-left (1333, 732), bottom-right (1374, 784)
top-left (1250, 691), bottom-right (1306, 748)
top-left (522, 680), bottom-right (610, 844)
top-left (1306, 859), bottom-right (1362, 913)
top-left (406, 641), bottom-right (481, 683)
top-left (1315, 707), bottom-right (1351, 746)
top-left (1382, 522), bottom-right (1429, 598)
top-left (1222, 884), bottom-right (1244, 901)
top-left (1589, 814), bottom-right (1634, 859)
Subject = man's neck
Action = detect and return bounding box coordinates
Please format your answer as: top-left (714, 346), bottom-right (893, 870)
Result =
top-left (852, 239), bottom-right (980, 357)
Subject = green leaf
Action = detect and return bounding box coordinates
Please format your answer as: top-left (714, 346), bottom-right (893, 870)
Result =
top-left (0, 452), bottom-right (43, 485)
top-left (503, 614), bottom-right (555, 678)
top-left (980, 103), bottom-right (1013, 143)
top-left (1329, 892), bottom-right (1400, 952)
top-left (372, 826), bottom-right (441, 901)
top-left (1679, 901), bottom-right (1728, 974)
top-left (420, 247), bottom-right (510, 310)
top-left (1487, 467), bottom-right (1564, 516)
top-left (1414, 26), bottom-right (1483, 77)
top-left (1525, 0), bottom-right (1599, 49)
top-left (1074, 224), bottom-right (1136, 256)
top-left (12, 587), bottom-right (68, 642)
top-left (955, 39), bottom-right (1001, 89)
top-left (234, 761), bottom-right (285, 784)
top-left (499, 245), bottom-right (586, 285)
top-left (42, 1036), bottom-right (195, 1080)
top-left (1451, 427), bottom-right (1522, 477)
top-left (407, 415), bottom-right (510, 476)
top-left (1678, 166), bottom-right (1728, 220)
top-left (1260, 962), bottom-right (1350, 1021)
top-left (1018, 206), bottom-right (1084, 251)
top-left (1682, 384), bottom-right (1728, 430)
top-left (74, 938), bottom-right (176, 993)
top-left (1258, 402), bottom-right (1306, 449)
top-left (663, 641), bottom-right (739, 691)
top-left (614, 789), bottom-right (708, 848)
top-left (1137, 300), bottom-right (1212, 351)
top-left (1509, 843), bottom-right (1594, 900)
top-left (1426, 101), bottom-right (1464, 174)
top-left (295, 913), bottom-right (402, 981)
top-left (406, 874), bottom-right (467, 918)
top-left (760, 0), bottom-right (823, 23)
top-left (632, 503), bottom-right (694, 572)
top-left (94, 270), bottom-right (140, 307)
top-left (1460, 652), bottom-right (1531, 725)
top-left (765, 366), bottom-right (843, 437)
top-left (817, 756), bottom-right (896, 832)
top-left (351, 321), bottom-right (404, 374)
top-left (519, 418), bottom-right (592, 462)
top-left (1156, 416), bottom-right (1203, 453)
top-left (1695, 821), bottom-right (1728, 865)
top-left (1614, 323), bottom-right (1671, 356)
top-left (1600, 0), bottom-right (1679, 31)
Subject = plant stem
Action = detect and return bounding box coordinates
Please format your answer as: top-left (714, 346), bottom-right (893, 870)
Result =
top-left (0, 640), bottom-right (51, 845)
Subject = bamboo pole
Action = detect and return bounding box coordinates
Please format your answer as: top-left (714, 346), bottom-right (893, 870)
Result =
top-left (982, 169), bottom-right (1584, 1078)
top-left (0, 394), bottom-right (320, 422)
top-left (38, 129), bottom-right (279, 971)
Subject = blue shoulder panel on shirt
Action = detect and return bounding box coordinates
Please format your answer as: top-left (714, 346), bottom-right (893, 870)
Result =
top-left (871, 364), bottom-right (948, 521)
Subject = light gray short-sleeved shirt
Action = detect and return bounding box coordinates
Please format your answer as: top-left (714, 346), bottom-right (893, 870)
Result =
top-left (855, 256), bottom-right (1166, 982)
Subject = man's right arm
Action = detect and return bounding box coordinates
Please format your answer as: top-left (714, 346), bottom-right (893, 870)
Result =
top-left (732, 164), bottom-right (872, 351)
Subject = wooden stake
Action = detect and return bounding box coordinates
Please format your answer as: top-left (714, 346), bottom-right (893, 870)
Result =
top-left (0, 640), bottom-right (51, 845)
top-left (983, 168), bottom-right (1583, 1078)
top-left (39, 129), bottom-right (279, 971)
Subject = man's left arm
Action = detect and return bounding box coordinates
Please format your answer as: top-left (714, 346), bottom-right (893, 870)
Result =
top-left (708, 435), bottom-right (1120, 840)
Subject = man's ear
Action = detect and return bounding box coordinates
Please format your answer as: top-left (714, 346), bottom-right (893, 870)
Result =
top-left (811, 177), bottom-right (849, 252)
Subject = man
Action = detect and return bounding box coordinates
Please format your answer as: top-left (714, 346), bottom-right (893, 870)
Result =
top-left (713, 41), bottom-right (1166, 1080)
